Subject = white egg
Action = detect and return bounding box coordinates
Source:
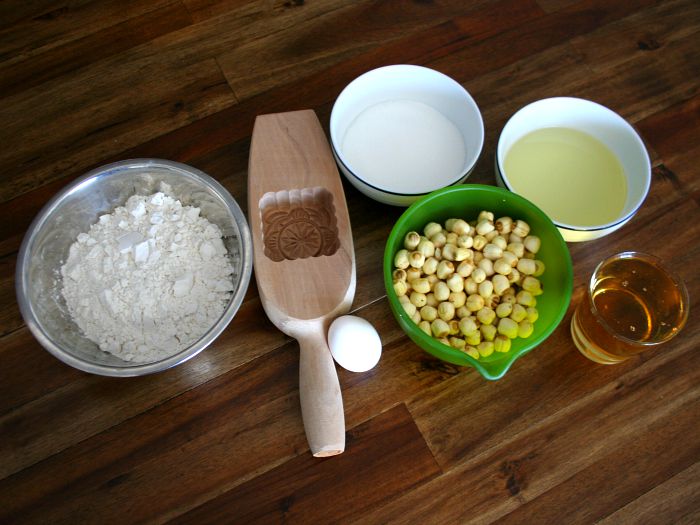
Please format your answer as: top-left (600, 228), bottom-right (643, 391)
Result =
top-left (327, 315), bottom-right (382, 372)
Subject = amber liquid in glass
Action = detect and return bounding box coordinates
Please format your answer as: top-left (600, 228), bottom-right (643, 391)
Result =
top-left (572, 254), bottom-right (688, 364)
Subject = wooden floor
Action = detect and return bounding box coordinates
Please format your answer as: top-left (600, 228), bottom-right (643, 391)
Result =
top-left (1, 0), bottom-right (699, 523)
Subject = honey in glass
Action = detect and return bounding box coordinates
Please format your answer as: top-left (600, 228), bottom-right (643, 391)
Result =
top-left (571, 252), bottom-right (689, 364)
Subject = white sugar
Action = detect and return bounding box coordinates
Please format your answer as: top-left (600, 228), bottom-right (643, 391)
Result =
top-left (340, 100), bottom-right (467, 193)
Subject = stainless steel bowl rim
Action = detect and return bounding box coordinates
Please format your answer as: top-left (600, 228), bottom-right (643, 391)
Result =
top-left (16, 158), bottom-right (253, 377)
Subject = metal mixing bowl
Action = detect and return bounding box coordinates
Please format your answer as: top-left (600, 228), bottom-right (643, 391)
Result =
top-left (16, 159), bottom-right (253, 376)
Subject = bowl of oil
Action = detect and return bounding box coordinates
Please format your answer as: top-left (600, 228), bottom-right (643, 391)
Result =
top-left (330, 65), bottom-right (484, 206)
top-left (495, 97), bottom-right (651, 242)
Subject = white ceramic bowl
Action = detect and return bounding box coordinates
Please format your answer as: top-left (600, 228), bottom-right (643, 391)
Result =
top-left (496, 97), bottom-right (651, 242)
top-left (330, 65), bottom-right (484, 206)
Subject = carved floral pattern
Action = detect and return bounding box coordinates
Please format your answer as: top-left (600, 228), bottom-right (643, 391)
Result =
top-left (261, 189), bottom-right (340, 262)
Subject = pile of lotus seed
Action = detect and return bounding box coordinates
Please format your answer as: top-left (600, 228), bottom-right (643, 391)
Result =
top-left (392, 211), bottom-right (545, 360)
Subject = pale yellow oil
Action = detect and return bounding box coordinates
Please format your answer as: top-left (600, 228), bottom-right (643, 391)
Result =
top-left (504, 127), bottom-right (627, 227)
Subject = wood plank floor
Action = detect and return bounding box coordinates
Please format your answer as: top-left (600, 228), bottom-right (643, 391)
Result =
top-left (1, 1), bottom-right (698, 523)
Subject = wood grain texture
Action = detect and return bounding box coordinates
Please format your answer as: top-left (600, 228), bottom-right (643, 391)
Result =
top-left (0, 3), bottom-right (194, 98)
top-left (597, 462), bottom-right (700, 525)
top-left (248, 111), bottom-right (354, 321)
top-left (357, 321), bottom-right (700, 524)
top-left (0, 0), bottom-right (179, 61)
top-left (248, 110), bottom-right (355, 456)
top-left (216, 0), bottom-right (527, 101)
top-left (1, 0), bottom-right (699, 522)
top-left (173, 404), bottom-right (442, 524)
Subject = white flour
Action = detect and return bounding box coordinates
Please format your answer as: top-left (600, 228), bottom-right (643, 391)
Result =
top-left (61, 192), bottom-right (235, 363)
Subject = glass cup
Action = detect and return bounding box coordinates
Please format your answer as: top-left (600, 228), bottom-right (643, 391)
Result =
top-left (571, 252), bottom-right (689, 364)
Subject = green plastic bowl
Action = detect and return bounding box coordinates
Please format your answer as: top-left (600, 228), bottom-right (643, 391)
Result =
top-left (383, 184), bottom-right (573, 380)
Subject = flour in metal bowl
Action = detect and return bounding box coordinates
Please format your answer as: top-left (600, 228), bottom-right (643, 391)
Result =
top-left (61, 191), bottom-right (235, 363)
